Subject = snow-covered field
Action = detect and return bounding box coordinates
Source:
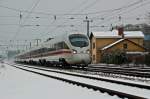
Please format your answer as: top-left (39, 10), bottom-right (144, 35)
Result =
top-left (0, 63), bottom-right (119, 99)
top-left (13, 63), bottom-right (150, 98)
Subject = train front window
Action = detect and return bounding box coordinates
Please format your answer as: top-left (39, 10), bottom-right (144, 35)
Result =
top-left (69, 34), bottom-right (89, 47)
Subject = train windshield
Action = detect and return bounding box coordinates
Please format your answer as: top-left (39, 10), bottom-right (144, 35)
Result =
top-left (69, 34), bottom-right (89, 47)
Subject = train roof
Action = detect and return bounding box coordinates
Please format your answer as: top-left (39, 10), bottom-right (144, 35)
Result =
top-left (45, 32), bottom-right (86, 42)
top-left (16, 32), bottom-right (87, 56)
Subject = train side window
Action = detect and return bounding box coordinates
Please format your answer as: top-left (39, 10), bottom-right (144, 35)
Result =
top-left (93, 42), bottom-right (95, 49)
top-left (40, 48), bottom-right (47, 53)
top-left (55, 42), bottom-right (69, 50)
top-left (48, 48), bottom-right (55, 51)
top-left (93, 55), bottom-right (95, 60)
top-left (55, 42), bottom-right (63, 50)
top-left (123, 43), bottom-right (127, 49)
top-left (63, 42), bottom-right (69, 49)
top-left (47, 44), bottom-right (55, 51)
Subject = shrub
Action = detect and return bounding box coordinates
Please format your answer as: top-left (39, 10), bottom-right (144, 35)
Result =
top-left (101, 49), bottom-right (128, 64)
top-left (145, 53), bottom-right (150, 66)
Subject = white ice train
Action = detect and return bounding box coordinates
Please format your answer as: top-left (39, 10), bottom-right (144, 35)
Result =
top-left (15, 33), bottom-right (91, 67)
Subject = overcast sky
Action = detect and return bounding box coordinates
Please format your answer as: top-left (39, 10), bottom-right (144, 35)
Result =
top-left (0, 0), bottom-right (150, 53)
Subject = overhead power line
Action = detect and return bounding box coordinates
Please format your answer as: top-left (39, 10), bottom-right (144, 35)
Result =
top-left (0, 4), bottom-right (87, 16)
top-left (68, 0), bottom-right (90, 14)
top-left (44, 0), bottom-right (99, 37)
top-left (10, 0), bottom-right (41, 48)
top-left (41, 0), bottom-right (90, 38)
top-left (0, 0), bottom-right (146, 16)
top-left (0, 5), bottom-right (53, 15)
top-left (92, 0), bottom-right (150, 28)
top-left (91, 0), bottom-right (147, 19)
top-left (77, 0), bottom-right (101, 13)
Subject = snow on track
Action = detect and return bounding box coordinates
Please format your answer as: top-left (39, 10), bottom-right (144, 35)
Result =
top-left (0, 63), bottom-right (119, 99)
top-left (18, 63), bottom-right (150, 87)
top-left (11, 63), bottom-right (150, 98)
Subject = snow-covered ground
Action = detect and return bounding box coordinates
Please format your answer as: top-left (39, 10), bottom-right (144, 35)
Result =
top-left (14, 62), bottom-right (150, 86)
top-left (12, 63), bottom-right (150, 98)
top-left (0, 63), bottom-right (119, 99)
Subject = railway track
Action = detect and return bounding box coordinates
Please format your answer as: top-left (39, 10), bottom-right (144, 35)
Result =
top-left (6, 62), bottom-right (150, 99)
top-left (12, 63), bottom-right (150, 90)
top-left (17, 62), bottom-right (150, 79)
top-left (20, 62), bottom-right (150, 82)
top-left (88, 64), bottom-right (150, 78)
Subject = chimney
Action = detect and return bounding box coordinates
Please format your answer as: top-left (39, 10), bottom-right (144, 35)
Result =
top-left (118, 26), bottom-right (124, 38)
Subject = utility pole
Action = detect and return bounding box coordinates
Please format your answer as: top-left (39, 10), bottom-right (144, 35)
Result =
top-left (83, 16), bottom-right (92, 38)
top-left (148, 12), bottom-right (150, 25)
top-left (24, 40), bottom-right (27, 50)
top-left (29, 42), bottom-right (32, 49)
top-left (17, 40), bottom-right (19, 51)
top-left (6, 46), bottom-right (9, 60)
top-left (34, 39), bottom-right (41, 46)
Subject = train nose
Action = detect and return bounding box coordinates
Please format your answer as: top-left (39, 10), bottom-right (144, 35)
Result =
top-left (81, 59), bottom-right (89, 64)
top-left (72, 53), bottom-right (91, 64)
top-left (81, 54), bottom-right (91, 64)
top-left (66, 52), bottom-right (91, 65)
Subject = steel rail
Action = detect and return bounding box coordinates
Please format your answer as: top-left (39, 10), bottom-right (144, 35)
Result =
top-left (13, 63), bottom-right (150, 90)
top-left (6, 63), bottom-right (147, 99)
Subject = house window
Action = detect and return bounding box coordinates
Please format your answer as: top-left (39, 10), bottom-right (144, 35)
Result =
top-left (123, 43), bottom-right (128, 49)
top-left (93, 42), bottom-right (95, 49)
top-left (93, 55), bottom-right (95, 60)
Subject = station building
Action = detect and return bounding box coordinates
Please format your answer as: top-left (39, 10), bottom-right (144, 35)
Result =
top-left (90, 28), bottom-right (146, 64)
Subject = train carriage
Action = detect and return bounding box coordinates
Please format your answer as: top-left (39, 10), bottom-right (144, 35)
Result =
top-left (15, 33), bottom-right (91, 67)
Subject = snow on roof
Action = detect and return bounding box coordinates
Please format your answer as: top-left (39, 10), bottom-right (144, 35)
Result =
top-left (126, 52), bottom-right (149, 55)
top-left (101, 39), bottom-right (125, 50)
top-left (124, 31), bottom-right (144, 38)
top-left (91, 30), bottom-right (144, 38)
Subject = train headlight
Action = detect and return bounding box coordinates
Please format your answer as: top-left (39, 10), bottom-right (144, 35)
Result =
top-left (86, 50), bottom-right (90, 54)
top-left (73, 49), bottom-right (77, 54)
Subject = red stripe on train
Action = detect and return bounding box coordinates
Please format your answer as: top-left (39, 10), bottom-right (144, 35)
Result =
top-left (19, 49), bottom-right (72, 59)
top-left (45, 50), bottom-right (72, 56)
top-left (32, 49), bottom-right (72, 58)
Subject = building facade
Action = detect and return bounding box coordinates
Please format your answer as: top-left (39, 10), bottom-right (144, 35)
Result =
top-left (90, 29), bottom-right (145, 64)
